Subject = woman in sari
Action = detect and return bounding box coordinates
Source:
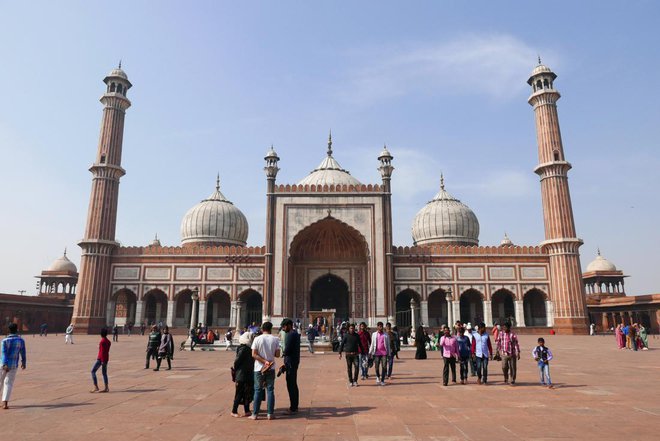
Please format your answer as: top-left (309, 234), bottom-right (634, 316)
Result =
top-left (639, 324), bottom-right (649, 350)
top-left (414, 325), bottom-right (428, 359)
top-left (615, 324), bottom-right (625, 349)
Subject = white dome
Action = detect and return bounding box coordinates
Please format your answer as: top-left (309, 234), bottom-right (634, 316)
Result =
top-left (500, 233), bottom-right (513, 246)
top-left (586, 251), bottom-right (617, 272)
top-left (531, 63), bottom-right (552, 76)
top-left (180, 179), bottom-right (248, 246)
top-left (412, 177), bottom-right (479, 246)
top-left (48, 251), bottom-right (77, 273)
top-left (107, 67), bottom-right (128, 80)
top-left (298, 134), bottom-right (362, 187)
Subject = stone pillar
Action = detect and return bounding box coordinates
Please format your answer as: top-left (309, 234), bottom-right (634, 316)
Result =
top-left (235, 301), bottom-right (245, 330)
top-left (410, 300), bottom-right (418, 330)
top-left (446, 294), bottom-right (453, 328)
top-left (484, 300), bottom-right (493, 327)
top-left (106, 301), bottom-right (115, 327)
top-left (166, 301), bottom-right (175, 327)
top-left (514, 300), bottom-right (525, 327)
top-left (189, 298), bottom-right (199, 330)
top-left (451, 301), bottom-right (460, 326)
top-left (546, 301), bottom-right (555, 327)
top-left (229, 300), bottom-right (238, 328)
top-left (198, 300), bottom-right (207, 327)
top-left (135, 300), bottom-right (144, 325)
top-left (420, 301), bottom-right (429, 328)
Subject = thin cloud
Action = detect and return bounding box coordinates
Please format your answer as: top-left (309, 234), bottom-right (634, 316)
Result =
top-left (339, 34), bottom-right (547, 105)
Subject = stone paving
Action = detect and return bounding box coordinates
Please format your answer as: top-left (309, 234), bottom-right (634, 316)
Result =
top-left (1, 333), bottom-right (659, 440)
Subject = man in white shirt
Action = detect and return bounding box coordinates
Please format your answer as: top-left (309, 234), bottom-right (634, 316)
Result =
top-left (251, 321), bottom-right (280, 420)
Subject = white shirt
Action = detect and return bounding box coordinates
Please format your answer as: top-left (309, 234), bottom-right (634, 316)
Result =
top-left (251, 334), bottom-right (280, 372)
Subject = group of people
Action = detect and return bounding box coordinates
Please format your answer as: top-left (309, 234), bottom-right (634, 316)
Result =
top-left (614, 323), bottom-right (649, 351)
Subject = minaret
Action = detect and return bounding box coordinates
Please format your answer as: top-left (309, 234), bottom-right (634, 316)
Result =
top-left (378, 145), bottom-right (395, 321)
top-left (528, 59), bottom-right (588, 334)
top-left (72, 64), bottom-right (132, 333)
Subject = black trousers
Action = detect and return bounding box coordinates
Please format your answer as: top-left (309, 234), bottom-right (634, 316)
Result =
top-left (443, 357), bottom-right (456, 385)
top-left (146, 348), bottom-right (158, 368)
top-left (155, 353), bottom-right (171, 370)
top-left (286, 367), bottom-right (299, 411)
top-left (345, 354), bottom-right (359, 383)
top-left (459, 355), bottom-right (470, 380)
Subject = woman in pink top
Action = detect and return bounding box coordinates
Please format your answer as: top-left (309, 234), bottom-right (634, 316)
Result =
top-left (615, 324), bottom-right (625, 349)
top-left (439, 326), bottom-right (458, 386)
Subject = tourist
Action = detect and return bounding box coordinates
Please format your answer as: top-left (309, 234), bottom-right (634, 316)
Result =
top-left (358, 322), bottom-right (371, 379)
top-left (140, 322), bottom-right (146, 336)
top-left (532, 337), bottom-right (553, 389)
top-left (90, 327), bottom-right (111, 393)
top-left (249, 322), bottom-right (259, 334)
top-left (439, 326), bottom-right (458, 386)
top-left (250, 321), bottom-right (280, 420)
top-left (189, 327), bottom-right (198, 351)
top-left (339, 323), bottom-right (361, 387)
top-left (39, 322), bottom-right (48, 337)
top-left (1, 323), bottom-right (27, 410)
top-left (145, 325), bottom-right (161, 369)
top-left (471, 323), bottom-right (493, 385)
top-left (127, 322), bottom-right (133, 336)
top-left (456, 327), bottom-right (471, 384)
top-left (281, 319), bottom-right (300, 414)
top-left (623, 323), bottom-right (631, 349)
top-left (629, 324), bottom-right (638, 351)
top-left (368, 322), bottom-right (390, 386)
top-left (615, 324), bottom-right (625, 349)
top-left (385, 323), bottom-right (400, 379)
top-left (414, 325), bottom-right (428, 360)
top-left (65, 323), bottom-right (74, 344)
top-left (231, 331), bottom-right (255, 418)
top-left (589, 323), bottom-right (596, 336)
top-left (305, 324), bottom-right (317, 354)
top-left (112, 324), bottom-right (119, 342)
top-left (639, 324), bottom-right (649, 350)
top-left (496, 322), bottom-right (521, 385)
top-left (154, 326), bottom-right (174, 371)
top-left (492, 323), bottom-right (500, 341)
top-left (465, 324), bottom-right (477, 376)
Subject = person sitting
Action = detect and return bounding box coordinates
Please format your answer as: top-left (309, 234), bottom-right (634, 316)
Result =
top-left (207, 329), bottom-right (216, 344)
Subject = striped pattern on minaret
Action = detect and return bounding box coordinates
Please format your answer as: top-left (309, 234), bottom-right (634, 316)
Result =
top-left (72, 67), bottom-right (132, 333)
top-left (528, 63), bottom-right (587, 331)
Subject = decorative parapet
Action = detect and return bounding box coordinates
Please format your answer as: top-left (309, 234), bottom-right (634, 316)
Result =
top-left (392, 244), bottom-right (545, 256)
top-left (116, 245), bottom-right (266, 256)
top-left (274, 183), bottom-right (382, 193)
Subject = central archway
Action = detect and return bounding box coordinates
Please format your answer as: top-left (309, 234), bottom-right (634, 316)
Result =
top-left (310, 274), bottom-right (350, 321)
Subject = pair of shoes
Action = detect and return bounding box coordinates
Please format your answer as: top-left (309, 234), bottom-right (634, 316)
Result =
top-left (511, 381), bottom-right (515, 385)
top-left (249, 414), bottom-right (258, 420)
top-left (353, 382), bottom-right (359, 387)
top-left (267, 414), bottom-right (274, 420)
top-left (349, 382), bottom-right (354, 387)
top-left (153, 368), bottom-right (159, 371)
top-left (443, 383), bottom-right (448, 386)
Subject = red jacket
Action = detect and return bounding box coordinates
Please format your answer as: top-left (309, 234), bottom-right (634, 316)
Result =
top-left (357, 330), bottom-right (371, 354)
top-left (97, 337), bottom-right (111, 363)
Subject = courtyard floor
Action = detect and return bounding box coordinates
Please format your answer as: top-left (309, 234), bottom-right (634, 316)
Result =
top-left (1, 333), bottom-right (659, 441)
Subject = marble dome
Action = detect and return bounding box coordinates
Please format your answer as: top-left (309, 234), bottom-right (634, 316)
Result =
top-left (48, 251), bottom-right (78, 273)
top-left (586, 251), bottom-right (617, 272)
top-left (180, 178), bottom-right (248, 246)
top-left (412, 176), bottom-right (479, 246)
top-left (298, 134), bottom-right (362, 187)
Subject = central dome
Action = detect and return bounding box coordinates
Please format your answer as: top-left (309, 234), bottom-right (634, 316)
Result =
top-left (411, 176), bottom-right (479, 246)
top-left (180, 177), bottom-right (249, 246)
top-left (298, 134), bottom-right (362, 187)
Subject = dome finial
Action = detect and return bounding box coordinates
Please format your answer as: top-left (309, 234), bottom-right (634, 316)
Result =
top-left (216, 173), bottom-right (220, 191)
top-left (118, 59), bottom-right (122, 69)
top-left (597, 247), bottom-right (601, 256)
top-left (537, 54), bottom-right (542, 65)
top-left (63, 247), bottom-right (67, 257)
top-left (327, 130), bottom-right (333, 156)
top-left (440, 173), bottom-right (445, 190)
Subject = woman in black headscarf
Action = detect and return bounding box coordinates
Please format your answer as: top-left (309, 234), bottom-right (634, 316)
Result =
top-left (414, 325), bottom-right (428, 360)
top-left (230, 331), bottom-right (255, 417)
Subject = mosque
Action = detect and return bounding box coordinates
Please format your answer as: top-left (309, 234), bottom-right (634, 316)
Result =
top-left (63, 61), bottom-right (628, 335)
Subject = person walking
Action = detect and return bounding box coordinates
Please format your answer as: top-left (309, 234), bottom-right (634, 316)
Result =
top-left (639, 324), bottom-right (649, 350)
top-left (65, 323), bottom-right (74, 344)
top-left (439, 326), bottom-right (458, 386)
top-left (281, 319), bottom-right (300, 414)
top-left (368, 322), bottom-right (391, 386)
top-left (589, 323), bottom-right (596, 336)
top-left (339, 323), bottom-right (361, 387)
top-left (471, 323), bottom-right (493, 385)
top-left (357, 322), bottom-right (371, 380)
top-left (250, 322), bottom-right (280, 420)
top-left (39, 323), bottom-right (48, 337)
top-left (140, 322), bottom-right (146, 336)
top-left (455, 327), bottom-right (471, 384)
top-left (154, 326), bottom-right (174, 371)
top-left (465, 324), bottom-right (477, 377)
top-left (385, 323), bottom-right (400, 380)
top-left (1, 323), bottom-right (27, 409)
top-left (495, 322), bottom-right (521, 385)
top-left (305, 324), bottom-right (317, 354)
top-left (90, 328), bottom-right (111, 393)
top-left (414, 325), bottom-right (428, 360)
top-left (225, 329), bottom-right (234, 351)
top-left (532, 337), bottom-right (554, 389)
top-left (112, 324), bottom-right (119, 343)
top-left (145, 325), bottom-right (161, 369)
top-left (231, 332), bottom-right (255, 417)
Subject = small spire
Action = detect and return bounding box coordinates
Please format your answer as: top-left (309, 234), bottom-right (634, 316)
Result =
top-left (327, 130), bottom-right (333, 156)
top-left (216, 173), bottom-right (220, 191)
top-left (537, 54), bottom-right (542, 65)
top-left (118, 59), bottom-right (122, 69)
top-left (597, 247), bottom-right (601, 256)
top-left (440, 173), bottom-right (445, 190)
top-left (63, 247), bottom-right (67, 257)
top-left (155, 233), bottom-right (159, 241)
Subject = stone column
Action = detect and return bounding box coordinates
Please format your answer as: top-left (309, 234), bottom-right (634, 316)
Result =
top-left (420, 301), bottom-right (429, 328)
top-left (236, 300), bottom-right (245, 330)
top-left (546, 301), bottom-right (555, 327)
top-left (514, 300), bottom-right (525, 327)
top-left (229, 300), bottom-right (238, 328)
top-left (166, 301), bottom-right (175, 327)
top-left (189, 298), bottom-right (199, 330)
top-left (106, 301), bottom-right (115, 327)
top-left (410, 299), bottom-right (418, 330)
top-left (484, 300), bottom-right (493, 327)
top-left (135, 300), bottom-right (144, 325)
top-left (198, 300), bottom-right (207, 327)
top-left (446, 293), bottom-right (453, 328)
top-left (452, 301), bottom-right (460, 326)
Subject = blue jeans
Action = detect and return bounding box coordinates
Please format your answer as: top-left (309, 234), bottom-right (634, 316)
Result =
top-left (476, 356), bottom-right (489, 383)
top-left (386, 352), bottom-right (396, 378)
top-left (539, 363), bottom-right (552, 385)
top-left (253, 370), bottom-right (275, 415)
top-left (91, 359), bottom-right (108, 386)
top-left (359, 354), bottom-right (370, 378)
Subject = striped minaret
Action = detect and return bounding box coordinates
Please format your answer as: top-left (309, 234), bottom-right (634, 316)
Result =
top-left (72, 64), bottom-right (132, 333)
top-left (528, 59), bottom-right (588, 334)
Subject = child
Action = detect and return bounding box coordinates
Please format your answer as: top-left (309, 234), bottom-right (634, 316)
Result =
top-left (91, 328), bottom-right (111, 393)
top-left (532, 337), bottom-right (553, 389)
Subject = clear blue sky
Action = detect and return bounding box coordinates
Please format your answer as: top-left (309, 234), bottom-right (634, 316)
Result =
top-left (1, 1), bottom-right (658, 295)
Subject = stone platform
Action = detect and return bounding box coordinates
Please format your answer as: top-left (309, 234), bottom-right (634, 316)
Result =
top-left (2, 333), bottom-right (659, 440)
